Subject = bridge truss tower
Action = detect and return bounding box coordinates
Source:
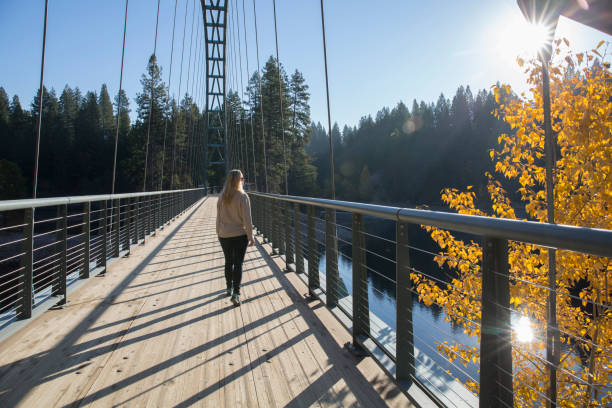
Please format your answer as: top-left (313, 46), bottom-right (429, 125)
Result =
top-left (201, 0), bottom-right (228, 186)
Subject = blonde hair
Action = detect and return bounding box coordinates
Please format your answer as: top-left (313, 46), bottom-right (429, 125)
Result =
top-left (220, 169), bottom-right (244, 206)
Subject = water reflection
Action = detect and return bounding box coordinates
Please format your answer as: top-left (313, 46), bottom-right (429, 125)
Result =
top-left (318, 247), bottom-right (479, 390)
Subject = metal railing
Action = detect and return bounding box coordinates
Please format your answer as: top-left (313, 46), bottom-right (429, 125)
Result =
top-left (249, 192), bottom-right (612, 408)
top-left (0, 187), bottom-right (209, 323)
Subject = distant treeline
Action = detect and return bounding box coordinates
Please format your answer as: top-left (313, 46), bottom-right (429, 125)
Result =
top-left (0, 55), bottom-right (206, 199)
top-left (1, 53), bottom-right (508, 206)
top-left (308, 85), bottom-right (511, 206)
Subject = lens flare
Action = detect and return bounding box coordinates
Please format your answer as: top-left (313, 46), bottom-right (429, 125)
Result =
top-left (514, 316), bottom-right (534, 343)
top-left (496, 14), bottom-right (554, 61)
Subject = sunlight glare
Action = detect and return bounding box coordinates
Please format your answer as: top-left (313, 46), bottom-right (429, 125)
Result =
top-left (514, 316), bottom-right (534, 343)
top-left (496, 14), bottom-right (553, 61)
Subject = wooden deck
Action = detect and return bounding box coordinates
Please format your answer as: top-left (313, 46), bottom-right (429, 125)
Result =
top-left (0, 197), bottom-right (411, 407)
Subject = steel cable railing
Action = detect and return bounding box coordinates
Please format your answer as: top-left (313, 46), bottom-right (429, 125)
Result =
top-left (0, 187), bottom-right (208, 323)
top-left (249, 192), bottom-right (612, 408)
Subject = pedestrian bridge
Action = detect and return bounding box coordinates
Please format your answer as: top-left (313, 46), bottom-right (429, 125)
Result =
top-left (1, 188), bottom-right (611, 407)
top-left (0, 195), bottom-right (410, 407)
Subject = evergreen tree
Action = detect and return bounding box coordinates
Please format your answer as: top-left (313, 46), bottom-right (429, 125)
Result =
top-left (287, 70), bottom-right (316, 195)
top-left (0, 88), bottom-right (11, 162)
top-left (99, 84), bottom-right (115, 142)
top-left (122, 55), bottom-right (167, 191)
top-left (31, 86), bottom-right (62, 195)
top-left (8, 95), bottom-right (32, 187)
top-left (74, 91), bottom-right (104, 193)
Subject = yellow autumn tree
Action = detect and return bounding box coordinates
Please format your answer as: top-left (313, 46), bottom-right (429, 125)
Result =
top-left (412, 40), bottom-right (611, 407)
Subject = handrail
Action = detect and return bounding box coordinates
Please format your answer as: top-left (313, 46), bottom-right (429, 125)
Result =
top-left (250, 192), bottom-right (612, 258)
top-left (248, 191), bottom-right (612, 408)
top-left (0, 187), bottom-right (208, 326)
top-left (0, 187), bottom-right (207, 211)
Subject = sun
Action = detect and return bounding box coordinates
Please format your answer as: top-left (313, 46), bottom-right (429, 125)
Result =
top-left (495, 13), bottom-right (554, 61)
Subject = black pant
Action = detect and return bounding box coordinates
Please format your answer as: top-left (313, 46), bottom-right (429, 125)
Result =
top-left (219, 235), bottom-right (248, 295)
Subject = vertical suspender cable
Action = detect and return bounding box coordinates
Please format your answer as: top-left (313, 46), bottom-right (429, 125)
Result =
top-left (194, 26), bottom-right (204, 187)
top-left (160, 0), bottom-right (179, 191)
top-left (142, 0), bottom-right (161, 192)
top-left (188, 9), bottom-right (203, 186)
top-left (229, 4), bottom-right (244, 174)
top-left (252, 0), bottom-right (268, 192)
top-left (228, 15), bottom-right (238, 171)
top-left (182, 0), bottom-right (197, 186)
top-left (271, 0), bottom-right (288, 195)
top-left (32, 0), bottom-right (49, 198)
top-left (172, 0), bottom-right (190, 189)
top-left (319, 0), bottom-right (335, 199)
top-left (233, 0), bottom-right (249, 182)
top-left (111, 0), bottom-right (129, 195)
top-left (241, 0), bottom-right (257, 189)
top-left (193, 21), bottom-right (205, 187)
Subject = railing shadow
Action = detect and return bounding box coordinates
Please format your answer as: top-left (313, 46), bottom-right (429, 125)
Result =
top-left (0, 199), bottom-right (206, 406)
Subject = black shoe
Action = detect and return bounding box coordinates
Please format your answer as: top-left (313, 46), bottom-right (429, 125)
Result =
top-left (226, 288), bottom-right (233, 297)
top-left (231, 293), bottom-right (240, 306)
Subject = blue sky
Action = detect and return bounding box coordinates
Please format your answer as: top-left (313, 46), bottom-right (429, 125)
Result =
top-left (1, 0), bottom-right (610, 128)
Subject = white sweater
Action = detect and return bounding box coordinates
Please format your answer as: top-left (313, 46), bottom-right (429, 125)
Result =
top-left (216, 192), bottom-right (253, 241)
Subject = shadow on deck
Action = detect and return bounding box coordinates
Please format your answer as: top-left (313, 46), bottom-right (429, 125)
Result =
top-left (0, 197), bottom-right (410, 407)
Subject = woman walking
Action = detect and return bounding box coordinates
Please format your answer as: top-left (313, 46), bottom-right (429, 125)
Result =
top-left (216, 169), bottom-right (254, 306)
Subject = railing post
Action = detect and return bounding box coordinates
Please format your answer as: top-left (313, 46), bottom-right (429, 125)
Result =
top-left (113, 199), bottom-right (120, 257)
top-left (128, 198), bottom-right (134, 248)
top-left (123, 198), bottom-right (130, 252)
top-left (100, 200), bottom-right (108, 272)
top-left (284, 200), bottom-right (293, 269)
top-left (294, 202), bottom-right (304, 275)
top-left (271, 199), bottom-right (279, 254)
top-left (480, 237), bottom-right (513, 408)
top-left (160, 194), bottom-right (165, 229)
top-left (307, 205), bottom-right (319, 295)
top-left (262, 197), bottom-right (269, 243)
top-left (396, 221), bottom-right (415, 384)
top-left (351, 213), bottom-right (369, 349)
top-left (278, 200), bottom-right (285, 256)
top-left (257, 196), bottom-right (262, 235)
top-left (155, 194), bottom-right (160, 231)
top-left (325, 208), bottom-right (339, 307)
top-left (134, 197), bottom-right (141, 244)
top-left (53, 204), bottom-right (67, 305)
top-left (19, 208), bottom-right (34, 319)
top-left (81, 202), bottom-right (90, 279)
top-left (250, 195), bottom-right (257, 233)
top-left (175, 192), bottom-right (178, 218)
top-left (149, 196), bottom-right (154, 237)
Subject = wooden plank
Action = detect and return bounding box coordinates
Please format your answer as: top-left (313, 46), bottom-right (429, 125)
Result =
top-left (0, 197), bottom-right (415, 408)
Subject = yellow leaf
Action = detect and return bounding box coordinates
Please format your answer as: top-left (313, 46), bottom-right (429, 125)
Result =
top-left (596, 40), bottom-right (605, 49)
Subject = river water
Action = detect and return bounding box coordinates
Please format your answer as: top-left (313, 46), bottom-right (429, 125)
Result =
top-left (297, 212), bottom-right (480, 406)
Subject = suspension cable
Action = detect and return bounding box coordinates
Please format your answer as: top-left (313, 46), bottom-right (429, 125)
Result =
top-left (181, 0), bottom-right (197, 186)
top-left (159, 0), bottom-right (179, 191)
top-left (111, 0), bottom-right (129, 195)
top-left (193, 23), bottom-right (206, 187)
top-left (271, 0), bottom-right (289, 195)
top-left (188, 8), bottom-right (203, 186)
top-left (233, 0), bottom-right (249, 181)
top-left (320, 0), bottom-right (336, 199)
top-left (142, 0), bottom-right (161, 192)
top-left (241, 0), bottom-right (257, 189)
top-left (229, 17), bottom-right (239, 172)
top-left (229, 2), bottom-right (245, 174)
top-left (172, 0), bottom-right (190, 189)
top-left (32, 0), bottom-right (49, 199)
top-left (252, 0), bottom-right (268, 192)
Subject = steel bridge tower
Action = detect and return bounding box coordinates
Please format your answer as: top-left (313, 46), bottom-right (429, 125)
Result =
top-left (201, 0), bottom-right (228, 187)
